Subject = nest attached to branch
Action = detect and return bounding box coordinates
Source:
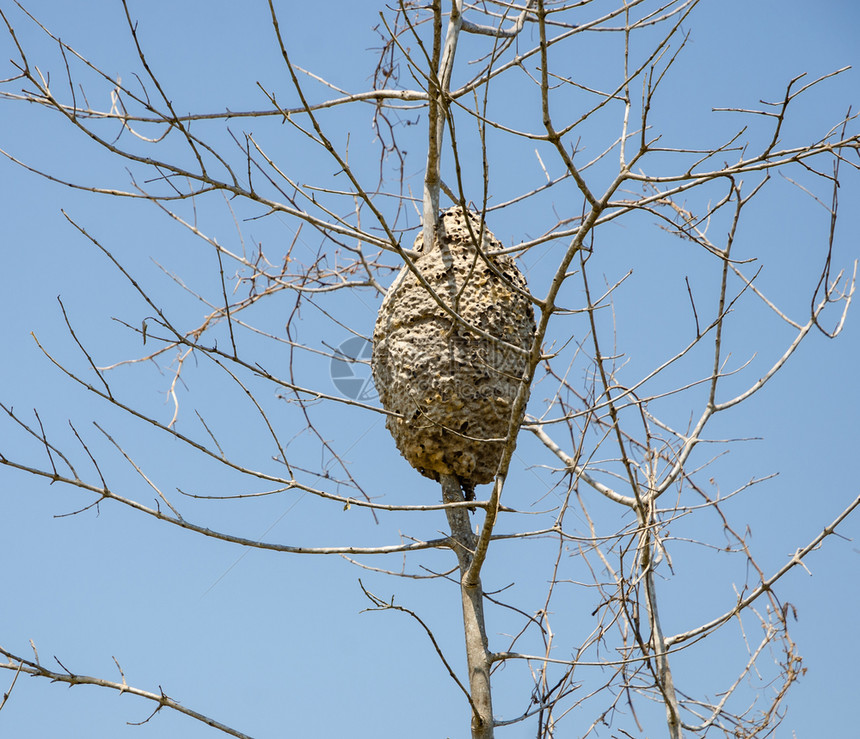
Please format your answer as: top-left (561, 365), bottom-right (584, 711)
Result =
top-left (372, 207), bottom-right (536, 497)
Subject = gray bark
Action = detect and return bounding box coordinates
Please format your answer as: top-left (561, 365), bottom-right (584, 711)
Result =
top-left (441, 473), bottom-right (494, 739)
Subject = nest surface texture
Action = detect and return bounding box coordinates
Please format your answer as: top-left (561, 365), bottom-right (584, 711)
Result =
top-left (372, 207), bottom-right (536, 489)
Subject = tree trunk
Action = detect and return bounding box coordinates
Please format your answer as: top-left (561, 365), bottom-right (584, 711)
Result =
top-left (441, 473), bottom-right (494, 739)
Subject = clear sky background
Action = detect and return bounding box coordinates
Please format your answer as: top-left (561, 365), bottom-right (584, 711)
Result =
top-left (1, 1), bottom-right (859, 737)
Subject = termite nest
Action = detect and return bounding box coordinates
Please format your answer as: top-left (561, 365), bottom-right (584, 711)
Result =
top-left (372, 206), bottom-right (536, 498)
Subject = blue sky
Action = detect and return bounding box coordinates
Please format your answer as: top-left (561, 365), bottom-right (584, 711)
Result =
top-left (1, 1), bottom-right (859, 737)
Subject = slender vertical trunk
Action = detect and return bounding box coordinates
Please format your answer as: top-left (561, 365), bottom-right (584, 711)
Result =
top-left (422, 0), bottom-right (464, 251)
top-left (639, 510), bottom-right (683, 739)
top-left (441, 473), bottom-right (494, 739)
top-left (422, 0), bottom-right (443, 252)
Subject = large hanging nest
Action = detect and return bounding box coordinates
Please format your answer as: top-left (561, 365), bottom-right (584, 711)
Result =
top-left (372, 207), bottom-right (536, 497)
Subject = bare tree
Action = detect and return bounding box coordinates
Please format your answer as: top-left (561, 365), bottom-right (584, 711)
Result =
top-left (1, 1), bottom-right (858, 737)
